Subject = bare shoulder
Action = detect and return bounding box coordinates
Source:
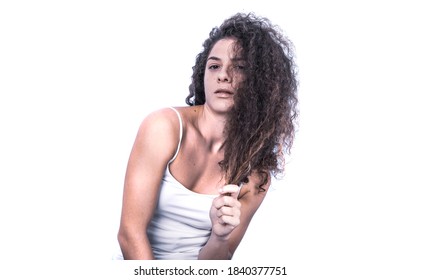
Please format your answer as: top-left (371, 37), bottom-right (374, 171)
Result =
top-left (143, 106), bottom-right (200, 126)
top-left (134, 107), bottom-right (185, 163)
top-left (140, 107), bottom-right (186, 135)
top-left (170, 105), bottom-right (202, 122)
top-left (141, 107), bottom-right (180, 127)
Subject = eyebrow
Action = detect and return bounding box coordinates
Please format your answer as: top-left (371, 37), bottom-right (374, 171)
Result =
top-left (206, 56), bottom-right (245, 62)
top-left (207, 56), bottom-right (221, 62)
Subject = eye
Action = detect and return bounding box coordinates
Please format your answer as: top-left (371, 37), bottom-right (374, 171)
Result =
top-left (208, 64), bottom-right (220, 70)
top-left (233, 64), bottom-right (245, 71)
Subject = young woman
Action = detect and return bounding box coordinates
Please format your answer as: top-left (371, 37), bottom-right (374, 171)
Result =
top-left (117, 12), bottom-right (298, 260)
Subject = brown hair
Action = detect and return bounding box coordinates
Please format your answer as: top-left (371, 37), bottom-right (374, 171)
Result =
top-left (186, 12), bottom-right (298, 189)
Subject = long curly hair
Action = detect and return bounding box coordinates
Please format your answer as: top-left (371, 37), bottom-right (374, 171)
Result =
top-left (186, 12), bottom-right (298, 189)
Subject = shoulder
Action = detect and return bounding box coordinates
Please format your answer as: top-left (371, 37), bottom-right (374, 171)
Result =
top-left (141, 106), bottom-right (200, 127)
top-left (138, 107), bottom-right (186, 137)
top-left (133, 107), bottom-right (185, 162)
top-left (141, 107), bottom-right (179, 125)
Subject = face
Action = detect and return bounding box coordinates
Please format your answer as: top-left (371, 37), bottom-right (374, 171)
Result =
top-left (204, 38), bottom-right (245, 113)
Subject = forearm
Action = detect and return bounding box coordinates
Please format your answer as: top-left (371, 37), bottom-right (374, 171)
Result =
top-left (118, 230), bottom-right (155, 260)
top-left (198, 233), bottom-right (233, 260)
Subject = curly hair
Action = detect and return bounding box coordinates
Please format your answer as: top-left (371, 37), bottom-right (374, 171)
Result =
top-left (185, 12), bottom-right (298, 189)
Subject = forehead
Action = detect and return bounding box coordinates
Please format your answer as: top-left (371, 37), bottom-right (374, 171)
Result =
top-left (208, 38), bottom-right (242, 59)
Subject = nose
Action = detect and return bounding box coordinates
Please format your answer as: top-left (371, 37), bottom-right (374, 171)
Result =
top-left (217, 67), bottom-right (232, 83)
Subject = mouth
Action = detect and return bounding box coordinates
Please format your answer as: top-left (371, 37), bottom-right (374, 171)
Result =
top-left (214, 89), bottom-right (234, 95)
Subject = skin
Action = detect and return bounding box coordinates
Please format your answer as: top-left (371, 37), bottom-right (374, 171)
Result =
top-left (118, 38), bottom-right (269, 260)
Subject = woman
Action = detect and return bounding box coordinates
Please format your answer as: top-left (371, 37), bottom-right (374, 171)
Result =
top-left (117, 12), bottom-right (298, 260)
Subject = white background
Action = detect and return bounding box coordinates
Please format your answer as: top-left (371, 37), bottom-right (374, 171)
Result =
top-left (1, 0), bottom-right (420, 279)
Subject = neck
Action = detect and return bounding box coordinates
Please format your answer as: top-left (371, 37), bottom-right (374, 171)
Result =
top-left (197, 105), bottom-right (227, 153)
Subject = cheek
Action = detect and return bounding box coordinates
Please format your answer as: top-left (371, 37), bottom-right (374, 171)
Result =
top-left (233, 73), bottom-right (245, 87)
top-left (203, 75), bottom-right (211, 95)
top-left (204, 72), bottom-right (213, 87)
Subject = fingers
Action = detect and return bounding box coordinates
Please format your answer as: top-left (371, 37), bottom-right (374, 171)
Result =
top-left (218, 214), bottom-right (240, 227)
top-left (214, 208), bottom-right (240, 227)
top-left (217, 205), bottom-right (237, 217)
top-left (213, 194), bottom-right (241, 209)
top-left (219, 184), bottom-right (241, 198)
top-left (212, 185), bottom-right (242, 229)
top-left (216, 206), bottom-right (240, 225)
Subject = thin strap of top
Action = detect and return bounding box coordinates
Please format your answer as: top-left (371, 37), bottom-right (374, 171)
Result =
top-left (167, 106), bottom-right (245, 199)
top-left (168, 107), bottom-right (183, 163)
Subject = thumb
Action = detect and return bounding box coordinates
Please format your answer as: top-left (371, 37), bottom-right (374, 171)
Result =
top-left (220, 184), bottom-right (243, 199)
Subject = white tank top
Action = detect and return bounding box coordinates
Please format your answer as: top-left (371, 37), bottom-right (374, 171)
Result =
top-left (146, 107), bottom-right (217, 259)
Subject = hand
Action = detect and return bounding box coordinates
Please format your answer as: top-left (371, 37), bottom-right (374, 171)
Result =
top-left (209, 184), bottom-right (242, 239)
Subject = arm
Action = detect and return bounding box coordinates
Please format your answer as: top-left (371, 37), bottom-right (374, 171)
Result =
top-left (198, 176), bottom-right (270, 259)
top-left (117, 109), bottom-right (180, 260)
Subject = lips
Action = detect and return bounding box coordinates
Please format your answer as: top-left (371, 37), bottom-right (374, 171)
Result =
top-left (215, 89), bottom-right (234, 95)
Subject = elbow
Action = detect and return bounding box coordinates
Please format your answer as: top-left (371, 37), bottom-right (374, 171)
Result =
top-left (117, 226), bottom-right (152, 260)
top-left (117, 226), bottom-right (137, 258)
top-left (117, 229), bottom-right (129, 256)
